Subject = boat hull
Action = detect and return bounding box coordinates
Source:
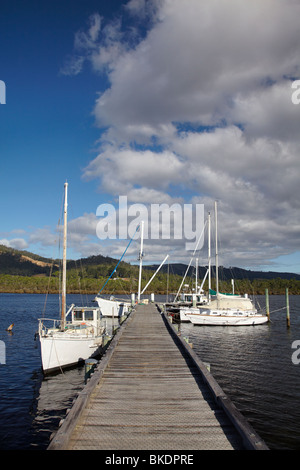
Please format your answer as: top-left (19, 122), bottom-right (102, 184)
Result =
top-left (186, 311), bottom-right (269, 326)
top-left (39, 334), bottom-right (103, 374)
top-left (180, 309), bottom-right (192, 322)
top-left (95, 296), bottom-right (131, 317)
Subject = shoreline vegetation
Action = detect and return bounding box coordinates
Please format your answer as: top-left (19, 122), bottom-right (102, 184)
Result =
top-left (0, 245), bottom-right (300, 296)
top-left (1, 273), bottom-right (300, 296)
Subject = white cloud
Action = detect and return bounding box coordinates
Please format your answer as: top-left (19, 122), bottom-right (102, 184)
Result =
top-left (60, 12), bottom-right (128, 76)
top-left (60, 55), bottom-right (85, 76)
top-left (67, 212), bottom-right (98, 237)
top-left (29, 228), bottom-right (58, 247)
top-left (231, 82), bottom-right (300, 142)
top-left (124, 0), bottom-right (163, 20)
top-left (92, 0), bottom-right (300, 134)
top-left (27, 214), bottom-right (99, 255)
top-left (0, 238), bottom-right (28, 250)
top-left (83, 145), bottom-right (184, 196)
top-left (62, 0), bottom-right (300, 269)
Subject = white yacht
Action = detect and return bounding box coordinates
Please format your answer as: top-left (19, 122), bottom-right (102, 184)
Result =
top-left (38, 305), bottom-right (106, 373)
top-left (37, 182), bottom-right (107, 373)
top-left (181, 202), bottom-right (268, 326)
top-left (181, 294), bottom-right (268, 326)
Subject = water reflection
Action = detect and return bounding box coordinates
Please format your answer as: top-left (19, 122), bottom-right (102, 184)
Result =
top-left (0, 293), bottom-right (300, 449)
top-left (30, 315), bottom-right (122, 449)
top-left (178, 295), bottom-right (300, 450)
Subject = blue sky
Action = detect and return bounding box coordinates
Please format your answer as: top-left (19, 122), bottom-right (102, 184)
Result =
top-left (1, 0), bottom-right (300, 273)
top-left (0, 1), bottom-right (113, 250)
top-left (0, 1), bottom-right (108, 219)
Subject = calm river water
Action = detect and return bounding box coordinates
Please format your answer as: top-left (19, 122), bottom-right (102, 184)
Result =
top-left (0, 293), bottom-right (299, 450)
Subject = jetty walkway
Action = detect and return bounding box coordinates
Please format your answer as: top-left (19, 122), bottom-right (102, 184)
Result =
top-left (48, 304), bottom-right (268, 450)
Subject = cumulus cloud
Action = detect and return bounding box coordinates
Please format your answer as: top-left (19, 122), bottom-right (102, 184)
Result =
top-left (0, 238), bottom-right (28, 250)
top-left (60, 12), bottom-right (129, 76)
top-left (83, 146), bottom-right (184, 196)
top-left (92, 0), bottom-right (300, 132)
top-left (59, 0), bottom-right (300, 269)
top-left (124, 0), bottom-right (163, 20)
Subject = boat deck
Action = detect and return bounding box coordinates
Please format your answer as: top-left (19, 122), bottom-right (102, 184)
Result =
top-left (48, 303), bottom-right (268, 450)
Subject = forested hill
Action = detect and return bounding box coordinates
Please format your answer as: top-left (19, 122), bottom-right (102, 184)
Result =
top-left (0, 244), bottom-right (299, 281)
top-left (144, 263), bottom-right (300, 281)
top-left (0, 245), bottom-right (117, 276)
top-left (0, 245), bottom-right (56, 276)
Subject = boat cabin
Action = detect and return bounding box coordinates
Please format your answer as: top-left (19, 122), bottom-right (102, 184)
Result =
top-left (70, 306), bottom-right (101, 329)
top-left (179, 292), bottom-right (208, 304)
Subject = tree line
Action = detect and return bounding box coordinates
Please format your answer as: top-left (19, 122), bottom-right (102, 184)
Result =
top-left (0, 270), bottom-right (300, 295)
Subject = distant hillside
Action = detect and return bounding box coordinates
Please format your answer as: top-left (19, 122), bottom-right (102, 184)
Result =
top-left (67, 253), bottom-right (119, 269)
top-left (1, 244), bottom-right (300, 282)
top-left (144, 263), bottom-right (300, 281)
top-left (0, 245), bottom-right (120, 276)
top-left (0, 245), bottom-right (58, 276)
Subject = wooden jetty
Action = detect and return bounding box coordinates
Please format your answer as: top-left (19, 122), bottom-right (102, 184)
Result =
top-left (48, 304), bottom-right (268, 450)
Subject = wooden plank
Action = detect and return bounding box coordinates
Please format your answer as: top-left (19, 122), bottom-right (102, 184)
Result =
top-left (48, 304), bottom-right (267, 450)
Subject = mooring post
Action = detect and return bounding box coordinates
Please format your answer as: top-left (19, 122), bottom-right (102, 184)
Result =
top-left (84, 358), bottom-right (98, 384)
top-left (286, 288), bottom-right (290, 328)
top-left (265, 288), bottom-right (270, 321)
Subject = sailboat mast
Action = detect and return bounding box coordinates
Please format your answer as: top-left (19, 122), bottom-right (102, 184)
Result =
top-left (215, 201), bottom-right (219, 298)
top-left (137, 221), bottom-right (144, 303)
top-left (61, 181), bottom-right (68, 329)
top-left (195, 258), bottom-right (198, 293)
top-left (141, 254), bottom-right (169, 295)
top-left (208, 211), bottom-right (211, 301)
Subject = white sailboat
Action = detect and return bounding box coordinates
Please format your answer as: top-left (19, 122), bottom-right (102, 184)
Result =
top-left (165, 225), bottom-right (208, 321)
top-left (178, 258), bottom-right (208, 322)
top-left (93, 222), bottom-right (144, 317)
top-left (94, 295), bottom-right (131, 318)
top-left (38, 182), bottom-right (106, 374)
top-left (181, 202), bottom-right (269, 326)
top-left (94, 221), bottom-right (169, 316)
top-left (183, 295), bottom-right (268, 326)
